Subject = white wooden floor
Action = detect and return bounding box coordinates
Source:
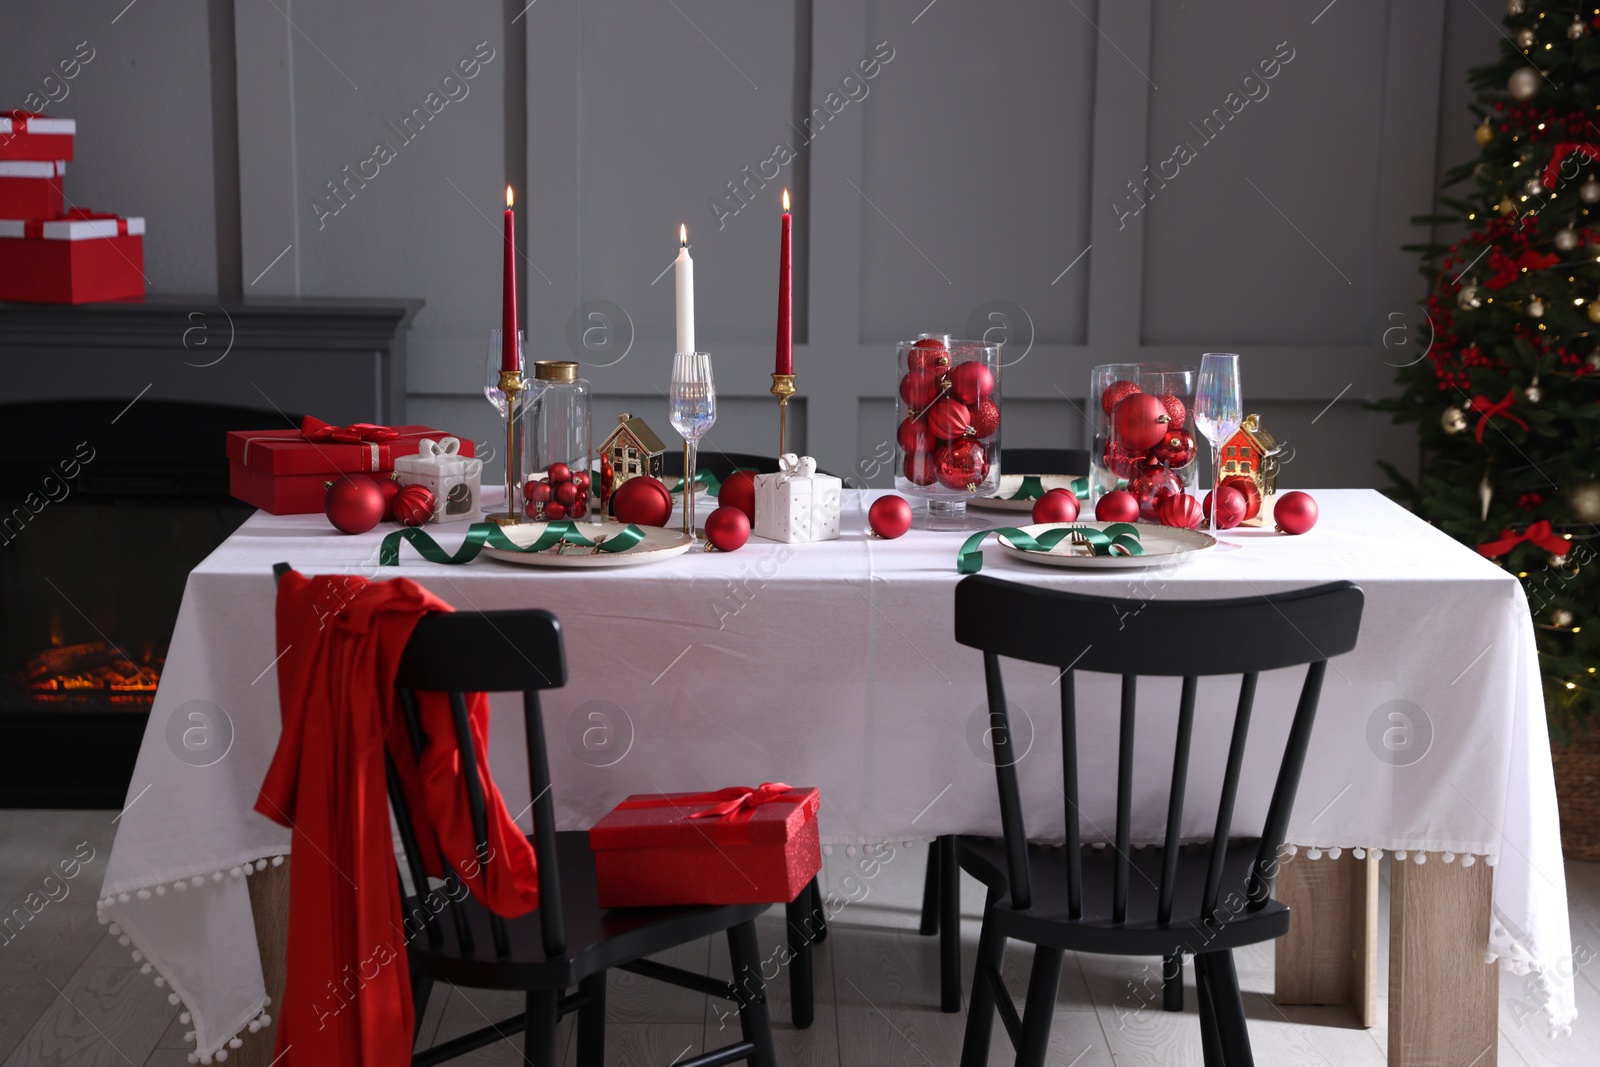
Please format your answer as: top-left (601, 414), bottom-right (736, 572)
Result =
top-left (4, 811), bottom-right (1599, 1065)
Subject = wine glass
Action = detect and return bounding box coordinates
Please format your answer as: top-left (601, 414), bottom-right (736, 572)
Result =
top-left (484, 329), bottom-right (526, 415)
top-left (669, 351), bottom-right (716, 539)
top-left (1194, 352), bottom-right (1242, 533)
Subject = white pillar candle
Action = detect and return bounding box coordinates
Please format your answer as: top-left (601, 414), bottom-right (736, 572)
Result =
top-left (675, 224), bottom-right (694, 355)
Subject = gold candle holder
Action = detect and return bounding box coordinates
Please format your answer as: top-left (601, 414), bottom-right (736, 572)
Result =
top-left (495, 368), bottom-right (524, 525)
top-left (770, 373), bottom-right (796, 457)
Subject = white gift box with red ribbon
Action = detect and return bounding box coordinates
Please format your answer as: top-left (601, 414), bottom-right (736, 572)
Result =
top-left (392, 437), bottom-right (484, 524)
top-left (753, 454), bottom-right (842, 543)
top-left (0, 111), bottom-right (75, 161)
top-left (0, 209), bottom-right (144, 304)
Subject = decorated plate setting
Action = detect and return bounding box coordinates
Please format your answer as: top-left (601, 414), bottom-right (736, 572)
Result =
top-left (480, 520), bottom-right (694, 568)
top-left (995, 520), bottom-right (1216, 570)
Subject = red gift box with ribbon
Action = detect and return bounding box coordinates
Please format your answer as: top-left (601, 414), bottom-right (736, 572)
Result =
top-left (589, 783), bottom-right (822, 908)
top-left (0, 209), bottom-right (143, 303)
top-left (0, 160), bottom-right (66, 220)
top-left (226, 417), bottom-right (478, 514)
top-left (0, 111), bottom-right (75, 162)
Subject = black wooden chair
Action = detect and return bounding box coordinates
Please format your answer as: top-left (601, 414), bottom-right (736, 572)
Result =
top-left (999, 448), bottom-right (1090, 475)
top-left (949, 575), bottom-right (1363, 1067)
top-left (660, 450), bottom-right (778, 479)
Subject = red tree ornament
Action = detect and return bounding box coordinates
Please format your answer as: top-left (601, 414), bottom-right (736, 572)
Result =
top-left (524, 479), bottom-right (553, 505)
top-left (869, 494), bottom-right (914, 538)
top-left (1129, 466), bottom-right (1183, 521)
top-left (1095, 488), bottom-right (1140, 523)
top-left (897, 415), bottom-right (933, 454)
top-left (970, 398), bottom-right (1000, 439)
top-left (1101, 379), bottom-right (1142, 416)
top-left (1202, 485), bottom-right (1248, 530)
top-left (1149, 429), bottom-right (1196, 468)
top-left (1221, 475), bottom-right (1262, 520)
top-left (1157, 493), bottom-right (1204, 530)
top-left (926, 397), bottom-right (973, 440)
top-left (377, 477), bottom-right (401, 521)
top-left (948, 361), bottom-right (995, 405)
top-left (324, 476), bottom-right (385, 534)
top-left (547, 462), bottom-right (571, 484)
top-left (1274, 491), bottom-right (1318, 534)
top-left (936, 439), bottom-right (990, 491)
top-left (719, 470), bottom-right (758, 522)
top-left (1158, 393), bottom-right (1187, 427)
top-left (554, 481), bottom-right (579, 506)
top-left (1111, 392), bottom-right (1172, 452)
top-left (569, 496), bottom-right (589, 519)
top-left (393, 483), bottom-right (436, 527)
top-left (903, 450), bottom-right (939, 486)
top-left (612, 475), bottom-right (673, 527)
top-left (543, 501), bottom-right (567, 520)
top-left (899, 369), bottom-right (944, 410)
top-left (907, 338), bottom-right (951, 371)
top-left (571, 470), bottom-right (591, 494)
top-left (704, 505), bottom-right (751, 551)
top-left (1031, 487), bottom-right (1080, 524)
top-left (1102, 438), bottom-right (1143, 478)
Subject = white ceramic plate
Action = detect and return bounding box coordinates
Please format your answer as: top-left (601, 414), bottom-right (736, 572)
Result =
top-left (480, 520), bottom-right (694, 568)
top-left (996, 521), bottom-right (1215, 570)
top-left (968, 474), bottom-right (1086, 512)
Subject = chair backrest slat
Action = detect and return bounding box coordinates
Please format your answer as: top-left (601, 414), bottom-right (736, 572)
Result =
top-left (447, 691), bottom-right (511, 959)
top-left (1203, 672), bottom-right (1258, 917)
top-left (1248, 660), bottom-right (1328, 910)
top-left (1060, 672), bottom-right (1082, 920)
top-left (384, 756), bottom-right (441, 947)
top-left (1113, 674), bottom-right (1137, 924)
top-left (395, 686), bottom-right (476, 957)
top-left (523, 689), bottom-right (567, 957)
top-left (985, 652), bottom-right (1034, 910)
top-left (1158, 676), bottom-right (1199, 924)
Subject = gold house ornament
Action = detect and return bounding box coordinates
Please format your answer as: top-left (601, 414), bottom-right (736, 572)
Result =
top-left (1219, 414), bottom-right (1283, 527)
top-left (599, 412), bottom-right (666, 514)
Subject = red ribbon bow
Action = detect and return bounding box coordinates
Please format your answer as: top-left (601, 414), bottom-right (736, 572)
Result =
top-left (1477, 520), bottom-right (1570, 558)
top-left (1484, 249), bottom-right (1560, 290)
top-left (1544, 142), bottom-right (1600, 191)
top-left (299, 415), bottom-right (400, 444)
top-left (686, 782), bottom-right (795, 821)
top-left (1467, 390), bottom-right (1530, 442)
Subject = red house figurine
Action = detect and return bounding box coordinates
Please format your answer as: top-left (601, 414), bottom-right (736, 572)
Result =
top-left (1217, 413), bottom-right (1282, 527)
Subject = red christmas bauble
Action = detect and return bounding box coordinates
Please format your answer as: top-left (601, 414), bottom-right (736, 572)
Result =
top-left (1158, 393), bottom-right (1187, 427)
top-left (1202, 485), bottom-right (1248, 530)
top-left (936, 439), bottom-right (990, 491)
top-left (926, 397), bottom-right (972, 440)
top-left (1221, 475), bottom-right (1262, 520)
top-left (903, 450), bottom-right (939, 486)
top-left (1031, 487), bottom-right (1080, 524)
top-left (1101, 379), bottom-right (1142, 416)
top-left (554, 481), bottom-right (579, 506)
top-left (393, 483), bottom-right (435, 527)
top-left (907, 338), bottom-right (951, 371)
top-left (1149, 429), bottom-right (1197, 469)
top-left (377, 477), bottom-right (401, 521)
top-left (948, 361), bottom-right (995, 405)
top-left (1095, 489), bottom-right (1141, 523)
top-left (970, 398), bottom-right (1001, 439)
top-left (1274, 491), bottom-right (1319, 535)
top-left (899, 369), bottom-right (944, 410)
top-left (869, 494), bottom-right (914, 538)
top-left (324, 476), bottom-right (385, 534)
top-left (897, 416), bottom-right (933, 454)
top-left (719, 470), bottom-right (758, 522)
top-left (704, 505), bottom-right (751, 551)
top-left (1102, 438), bottom-right (1143, 478)
top-left (547, 462), bottom-right (571, 484)
top-left (611, 475), bottom-right (673, 527)
top-left (1129, 466), bottom-right (1183, 521)
top-left (600, 456), bottom-right (615, 499)
top-left (1157, 493), bottom-right (1204, 530)
top-left (1111, 392), bottom-right (1172, 452)
top-left (571, 470), bottom-right (591, 493)
top-left (543, 501), bottom-right (567, 520)
top-left (525, 479), bottom-right (553, 504)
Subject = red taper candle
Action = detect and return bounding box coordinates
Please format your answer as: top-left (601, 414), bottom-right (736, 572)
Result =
top-left (501, 185), bottom-right (519, 373)
top-left (775, 189), bottom-right (793, 376)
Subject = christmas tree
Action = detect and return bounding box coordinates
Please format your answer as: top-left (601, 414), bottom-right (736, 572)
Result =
top-left (1382, 0), bottom-right (1600, 737)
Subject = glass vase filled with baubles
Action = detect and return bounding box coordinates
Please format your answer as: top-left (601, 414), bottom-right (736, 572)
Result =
top-left (1088, 363), bottom-right (1198, 520)
top-left (894, 335), bottom-right (1002, 528)
top-left (520, 360), bottom-right (595, 524)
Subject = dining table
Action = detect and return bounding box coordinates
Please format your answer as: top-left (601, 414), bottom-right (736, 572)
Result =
top-left (97, 486), bottom-right (1574, 1066)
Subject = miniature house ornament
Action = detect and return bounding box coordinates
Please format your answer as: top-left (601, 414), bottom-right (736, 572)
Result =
top-left (1218, 413), bottom-right (1282, 527)
top-left (392, 437), bottom-right (483, 524)
top-left (599, 413), bottom-right (666, 515)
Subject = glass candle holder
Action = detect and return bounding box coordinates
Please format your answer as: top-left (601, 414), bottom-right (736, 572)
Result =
top-left (1088, 363), bottom-right (1198, 519)
top-left (520, 360), bottom-right (595, 523)
top-left (893, 336), bottom-right (1002, 528)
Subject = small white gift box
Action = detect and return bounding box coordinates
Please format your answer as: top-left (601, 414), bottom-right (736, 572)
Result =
top-left (753, 454), bottom-right (841, 544)
top-left (392, 437), bottom-right (483, 524)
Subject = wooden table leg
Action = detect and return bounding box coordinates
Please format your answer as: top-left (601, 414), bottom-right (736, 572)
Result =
top-left (229, 860), bottom-right (290, 1067)
top-left (1274, 850), bottom-right (1379, 1027)
top-left (1389, 857), bottom-right (1497, 1067)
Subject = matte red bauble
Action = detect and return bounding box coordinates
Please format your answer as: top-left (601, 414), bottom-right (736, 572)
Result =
top-left (1101, 379), bottom-right (1142, 416)
top-left (1274, 491), bottom-right (1319, 535)
top-left (1031, 488), bottom-right (1080, 524)
top-left (970, 398), bottom-right (1001, 439)
top-left (868, 494), bottom-right (914, 539)
top-left (897, 416), bottom-right (933, 454)
top-left (324, 476), bottom-right (385, 534)
top-left (926, 397), bottom-right (973, 440)
top-left (1129, 466), bottom-right (1183, 521)
top-left (1158, 393), bottom-right (1187, 427)
top-left (571, 497), bottom-right (589, 518)
top-left (719, 470), bottom-right (758, 522)
top-left (377, 477), bottom-right (401, 521)
top-left (554, 481), bottom-right (579, 506)
top-left (611, 475), bottom-right (673, 527)
top-left (394, 483), bottom-right (436, 527)
top-left (907, 338), bottom-right (951, 371)
top-left (1102, 439), bottom-right (1142, 478)
top-left (547, 462), bottom-right (571, 484)
top-left (1111, 392), bottom-right (1172, 452)
top-left (543, 501), bottom-right (567, 520)
top-left (1157, 493), bottom-right (1204, 530)
top-left (903, 450), bottom-right (939, 486)
top-left (525, 479), bottom-right (553, 505)
top-left (704, 505), bottom-right (751, 551)
top-left (948, 361), bottom-right (995, 405)
top-left (899, 369), bottom-right (944, 410)
top-left (1149, 429), bottom-right (1196, 468)
top-left (1221, 475), bottom-right (1262, 520)
top-left (1202, 485), bottom-right (1248, 530)
top-left (1095, 489), bottom-right (1140, 523)
top-left (571, 471), bottom-right (591, 493)
top-left (935, 439), bottom-right (990, 491)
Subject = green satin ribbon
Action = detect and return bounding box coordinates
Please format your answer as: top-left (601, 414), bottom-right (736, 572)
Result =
top-left (1002, 475), bottom-right (1096, 502)
top-left (957, 523), bottom-right (1144, 574)
top-left (380, 520), bottom-right (647, 566)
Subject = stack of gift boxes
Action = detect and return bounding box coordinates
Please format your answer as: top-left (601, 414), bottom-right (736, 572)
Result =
top-left (0, 110), bottom-right (145, 303)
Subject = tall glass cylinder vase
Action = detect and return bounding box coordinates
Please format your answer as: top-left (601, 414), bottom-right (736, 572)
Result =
top-left (1088, 363), bottom-right (1198, 520)
top-left (520, 360), bottom-right (595, 523)
top-left (893, 336), bottom-right (1002, 529)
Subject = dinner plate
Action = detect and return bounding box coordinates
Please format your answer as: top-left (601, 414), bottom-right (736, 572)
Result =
top-left (968, 474), bottom-right (1086, 512)
top-left (997, 521), bottom-right (1216, 569)
top-left (480, 520), bottom-right (694, 568)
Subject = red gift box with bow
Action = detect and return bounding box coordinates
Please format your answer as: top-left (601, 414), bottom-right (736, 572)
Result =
top-left (226, 417), bottom-right (477, 514)
top-left (0, 111), bottom-right (74, 161)
top-left (589, 783), bottom-right (821, 908)
top-left (0, 209), bottom-right (143, 304)
top-left (0, 160), bottom-right (66, 220)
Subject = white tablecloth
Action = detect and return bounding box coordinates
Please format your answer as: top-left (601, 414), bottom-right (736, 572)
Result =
top-left (99, 488), bottom-right (1574, 1057)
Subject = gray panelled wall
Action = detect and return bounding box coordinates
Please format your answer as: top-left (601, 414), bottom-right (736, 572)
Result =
top-left (0, 1), bottom-right (1502, 488)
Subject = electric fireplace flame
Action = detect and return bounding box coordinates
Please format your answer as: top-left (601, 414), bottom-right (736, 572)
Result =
top-left (21, 641), bottom-right (162, 707)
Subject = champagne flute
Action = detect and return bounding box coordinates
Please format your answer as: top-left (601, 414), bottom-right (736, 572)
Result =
top-left (1194, 352), bottom-right (1242, 533)
top-left (669, 351), bottom-right (716, 539)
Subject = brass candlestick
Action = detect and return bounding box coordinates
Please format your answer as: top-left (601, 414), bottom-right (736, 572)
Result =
top-left (770, 373), bottom-right (796, 457)
top-left (496, 369), bottom-right (524, 524)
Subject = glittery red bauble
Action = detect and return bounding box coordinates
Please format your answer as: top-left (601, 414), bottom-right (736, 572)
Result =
top-left (1031, 488), bottom-right (1080, 524)
top-left (899, 369), bottom-right (944, 410)
top-left (1112, 392), bottom-right (1172, 452)
top-left (377, 477), bottom-right (401, 521)
top-left (926, 397), bottom-right (972, 440)
top-left (543, 501), bottom-right (567, 520)
top-left (547, 462), bottom-right (571, 483)
top-left (324, 475), bottom-right (385, 534)
top-left (868, 494), bottom-right (914, 538)
top-left (719, 470), bottom-right (757, 522)
top-left (1129, 466), bottom-right (1183, 521)
top-left (1274, 491), bottom-right (1318, 535)
top-left (554, 481), bottom-right (579, 506)
top-left (1158, 493), bottom-right (1204, 530)
top-left (1101, 379), bottom-right (1142, 416)
top-left (1202, 485), bottom-right (1248, 530)
top-left (1095, 489), bottom-right (1141, 523)
top-left (1149, 429), bottom-right (1196, 468)
top-left (1221, 475), bottom-right (1262, 520)
top-left (948, 361), bottom-right (995, 405)
top-left (970, 399), bottom-right (1000, 439)
top-left (611, 475), bottom-right (673, 527)
top-left (1102, 439), bottom-right (1142, 478)
top-left (393, 483), bottom-right (435, 527)
top-left (1158, 393), bottom-right (1187, 427)
top-left (903, 450), bottom-right (938, 486)
top-left (907, 338), bottom-right (951, 371)
top-left (936, 439), bottom-right (989, 491)
top-left (898, 416), bottom-right (933, 454)
top-left (525, 479), bottom-right (553, 504)
top-left (704, 505), bottom-right (751, 551)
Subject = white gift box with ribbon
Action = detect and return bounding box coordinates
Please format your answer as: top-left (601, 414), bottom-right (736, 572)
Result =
top-left (753, 454), bottom-right (841, 543)
top-left (392, 437), bottom-right (483, 524)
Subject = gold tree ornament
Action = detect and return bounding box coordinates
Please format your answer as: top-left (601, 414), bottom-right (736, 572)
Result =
top-left (1524, 375), bottom-right (1543, 403)
top-left (1476, 119), bottom-right (1495, 145)
top-left (1480, 474), bottom-right (1494, 521)
top-left (1570, 479), bottom-right (1600, 521)
top-left (1587, 352), bottom-right (1600, 369)
top-left (1458, 283), bottom-right (1484, 309)
top-left (1550, 552), bottom-right (1572, 569)
top-left (1586, 301), bottom-right (1600, 323)
top-left (1556, 226), bottom-right (1581, 251)
top-left (1509, 67), bottom-right (1541, 100)
top-left (1553, 608), bottom-right (1577, 629)
top-left (1528, 296), bottom-right (1547, 318)
top-left (1582, 178), bottom-right (1600, 203)
top-left (1517, 27), bottom-right (1538, 49)
top-left (1569, 17), bottom-right (1590, 40)
top-left (1498, 196), bottom-right (1519, 215)
top-left (1441, 405), bottom-right (1470, 434)
top-left (1506, 0), bottom-right (1526, 14)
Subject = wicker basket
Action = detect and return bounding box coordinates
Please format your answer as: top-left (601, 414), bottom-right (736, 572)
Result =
top-left (1552, 729), bottom-right (1600, 861)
